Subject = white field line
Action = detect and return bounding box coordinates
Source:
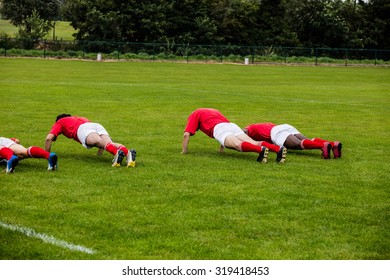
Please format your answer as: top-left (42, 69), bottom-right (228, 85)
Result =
top-left (0, 221), bottom-right (95, 255)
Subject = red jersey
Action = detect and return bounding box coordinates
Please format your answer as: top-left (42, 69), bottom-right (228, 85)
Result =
top-left (245, 123), bottom-right (276, 142)
top-left (49, 116), bottom-right (90, 142)
top-left (184, 108), bottom-right (230, 138)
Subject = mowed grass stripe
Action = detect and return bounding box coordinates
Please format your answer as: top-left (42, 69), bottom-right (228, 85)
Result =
top-left (0, 58), bottom-right (389, 259)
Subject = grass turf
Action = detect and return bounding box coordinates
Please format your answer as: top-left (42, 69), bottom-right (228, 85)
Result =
top-left (0, 20), bottom-right (75, 40)
top-left (0, 58), bottom-right (389, 260)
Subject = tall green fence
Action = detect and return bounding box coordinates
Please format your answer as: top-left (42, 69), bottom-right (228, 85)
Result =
top-left (0, 38), bottom-right (389, 66)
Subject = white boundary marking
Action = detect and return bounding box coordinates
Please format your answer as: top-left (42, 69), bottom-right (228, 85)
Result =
top-left (0, 221), bottom-right (95, 255)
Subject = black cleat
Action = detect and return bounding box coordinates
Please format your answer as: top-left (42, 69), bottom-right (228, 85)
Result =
top-left (276, 146), bottom-right (287, 163)
top-left (112, 150), bottom-right (125, 167)
top-left (257, 147), bottom-right (269, 163)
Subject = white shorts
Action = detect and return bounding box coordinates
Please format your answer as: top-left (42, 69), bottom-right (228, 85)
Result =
top-left (77, 123), bottom-right (109, 149)
top-left (0, 137), bottom-right (16, 148)
top-left (213, 122), bottom-right (245, 147)
top-left (270, 124), bottom-right (300, 146)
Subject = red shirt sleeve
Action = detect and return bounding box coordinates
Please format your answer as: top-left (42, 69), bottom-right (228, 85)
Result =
top-left (49, 122), bottom-right (63, 138)
top-left (184, 113), bottom-right (199, 135)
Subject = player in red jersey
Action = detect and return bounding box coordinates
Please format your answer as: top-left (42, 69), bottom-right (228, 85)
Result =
top-left (44, 114), bottom-right (136, 167)
top-left (0, 137), bottom-right (58, 173)
top-left (182, 108), bottom-right (286, 163)
top-left (243, 123), bottom-right (342, 159)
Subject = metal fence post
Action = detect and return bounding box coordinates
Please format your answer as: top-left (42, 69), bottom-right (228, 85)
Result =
top-left (375, 49), bottom-right (377, 66)
top-left (43, 40), bottom-right (46, 59)
top-left (3, 38), bottom-right (7, 57)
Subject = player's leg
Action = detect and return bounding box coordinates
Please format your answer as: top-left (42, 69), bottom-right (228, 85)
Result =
top-left (271, 125), bottom-right (302, 150)
top-left (7, 143), bottom-right (29, 158)
top-left (255, 141), bottom-right (287, 163)
top-left (283, 135), bottom-right (305, 149)
top-left (100, 134), bottom-right (136, 167)
top-left (224, 135), bottom-right (268, 163)
top-left (27, 146), bottom-right (58, 170)
top-left (92, 123), bottom-right (135, 167)
top-left (85, 132), bottom-right (121, 166)
top-left (108, 140), bottom-right (136, 168)
top-left (10, 144), bottom-right (58, 170)
top-left (114, 142), bottom-right (136, 168)
top-left (107, 139), bottom-right (136, 167)
top-left (80, 123), bottom-right (116, 154)
top-left (311, 137), bottom-right (342, 159)
top-left (0, 147), bottom-right (18, 173)
top-left (287, 134), bottom-right (331, 159)
top-left (215, 124), bottom-right (268, 163)
top-left (85, 133), bottom-right (134, 167)
top-left (296, 133), bottom-right (341, 158)
top-left (236, 132), bottom-right (262, 146)
top-left (237, 133), bottom-right (285, 163)
top-left (85, 133), bottom-right (111, 150)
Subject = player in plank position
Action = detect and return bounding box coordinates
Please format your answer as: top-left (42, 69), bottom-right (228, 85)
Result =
top-left (0, 136), bottom-right (58, 173)
top-left (243, 123), bottom-right (342, 159)
top-left (182, 108), bottom-right (287, 163)
top-left (44, 114), bottom-right (136, 167)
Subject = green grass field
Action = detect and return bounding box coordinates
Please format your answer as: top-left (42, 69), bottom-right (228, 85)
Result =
top-left (0, 20), bottom-right (75, 40)
top-left (0, 58), bottom-right (389, 260)
top-left (0, 20), bottom-right (17, 36)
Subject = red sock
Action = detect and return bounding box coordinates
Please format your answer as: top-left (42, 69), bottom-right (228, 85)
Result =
top-left (240, 142), bottom-right (262, 153)
top-left (312, 138), bottom-right (334, 146)
top-left (0, 147), bottom-right (14, 160)
top-left (259, 141), bottom-right (280, 153)
top-left (105, 143), bottom-right (118, 155)
top-left (118, 145), bottom-right (128, 155)
top-left (301, 139), bottom-right (323, 149)
top-left (27, 146), bottom-right (50, 159)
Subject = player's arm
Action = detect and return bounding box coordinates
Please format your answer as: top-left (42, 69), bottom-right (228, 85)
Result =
top-left (45, 133), bottom-right (56, 152)
top-left (219, 145), bottom-right (225, 153)
top-left (10, 138), bottom-right (20, 144)
top-left (182, 132), bottom-right (191, 154)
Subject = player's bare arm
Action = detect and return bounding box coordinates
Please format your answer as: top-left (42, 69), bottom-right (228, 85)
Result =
top-left (44, 133), bottom-right (56, 152)
top-left (182, 132), bottom-right (191, 154)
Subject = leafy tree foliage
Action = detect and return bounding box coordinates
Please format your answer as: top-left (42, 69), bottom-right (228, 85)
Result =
top-left (0, 0), bottom-right (60, 47)
top-left (361, 0), bottom-right (390, 49)
top-left (286, 0), bottom-right (351, 48)
top-left (257, 0), bottom-right (299, 47)
top-left (0, 0), bottom-right (59, 25)
top-left (1, 0), bottom-right (389, 49)
top-left (16, 9), bottom-right (53, 48)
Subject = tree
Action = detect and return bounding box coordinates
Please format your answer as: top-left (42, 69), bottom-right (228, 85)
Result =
top-left (209, 0), bottom-right (260, 45)
top-left (285, 0), bottom-right (350, 48)
top-left (56, 0), bottom-right (390, 49)
top-left (0, 0), bottom-right (60, 47)
top-left (17, 9), bottom-right (53, 48)
top-left (165, 0), bottom-right (217, 44)
top-left (1, 0), bottom-right (60, 26)
top-left (63, 0), bottom-right (173, 42)
top-left (362, 0), bottom-right (390, 49)
top-left (256, 0), bottom-right (299, 47)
